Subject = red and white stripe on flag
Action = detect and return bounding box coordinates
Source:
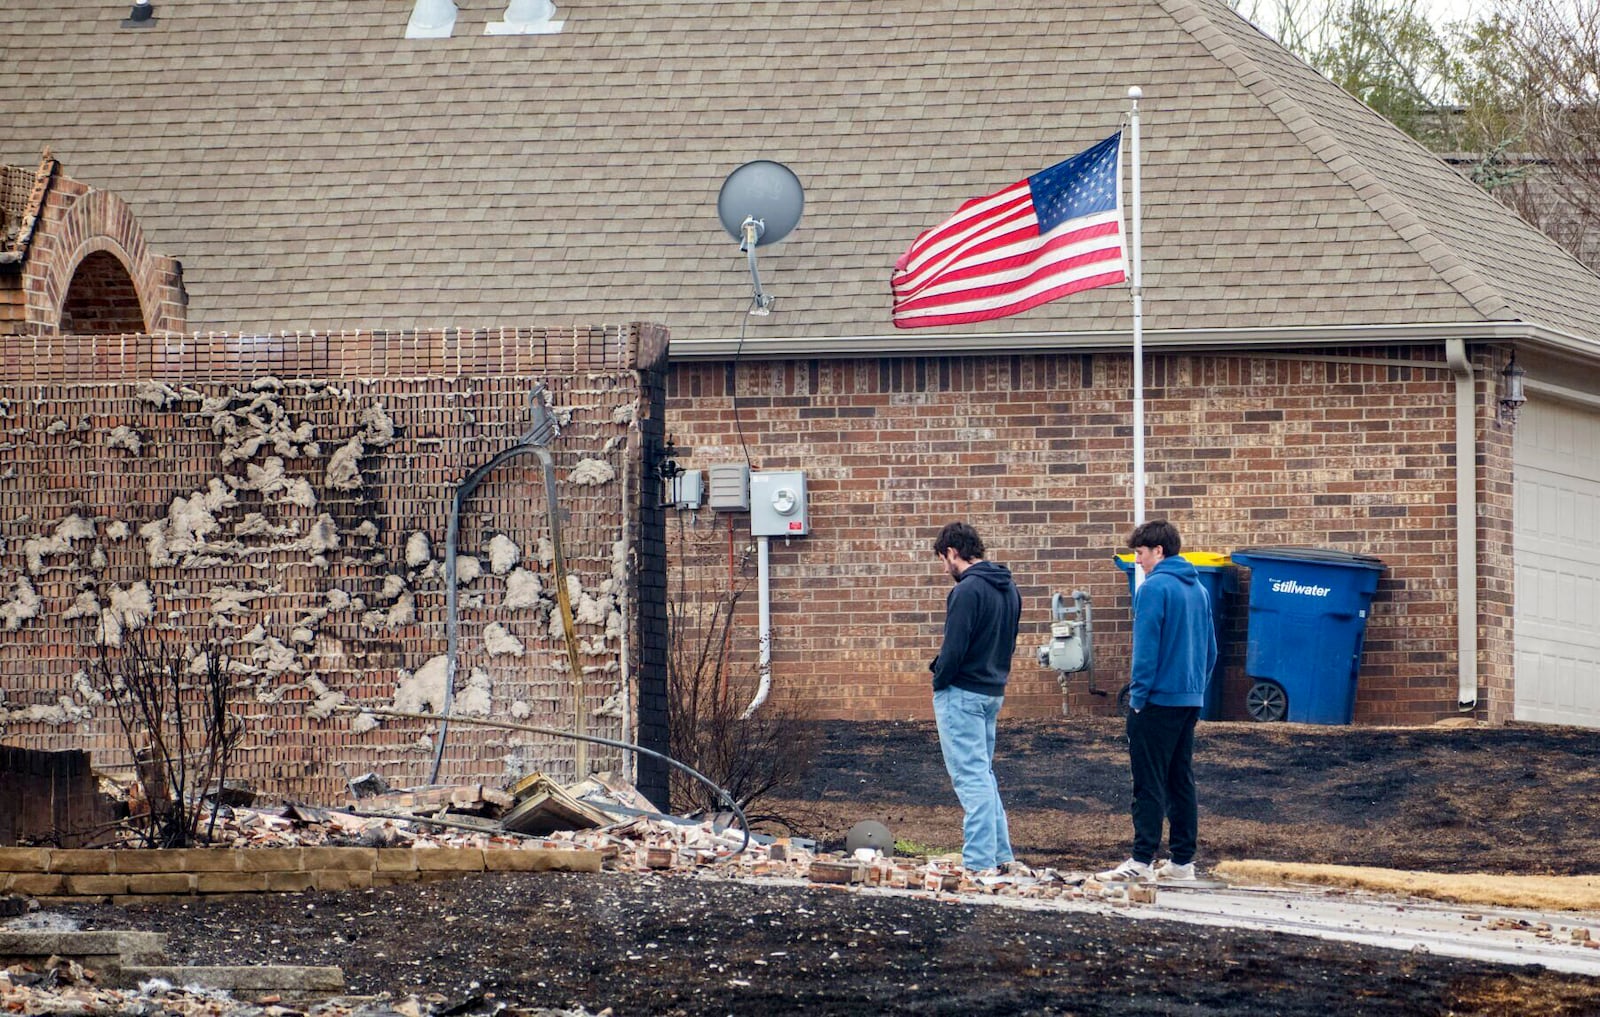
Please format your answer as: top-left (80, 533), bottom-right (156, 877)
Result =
top-left (890, 133), bottom-right (1127, 329)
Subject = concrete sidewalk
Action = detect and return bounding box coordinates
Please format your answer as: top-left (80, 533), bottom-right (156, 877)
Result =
top-left (1140, 882), bottom-right (1600, 976)
top-left (753, 875), bottom-right (1600, 976)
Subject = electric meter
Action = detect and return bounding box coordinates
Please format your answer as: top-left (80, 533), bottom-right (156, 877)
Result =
top-left (750, 471), bottom-right (809, 536)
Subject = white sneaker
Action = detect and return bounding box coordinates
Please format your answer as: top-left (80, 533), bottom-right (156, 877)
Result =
top-left (1095, 858), bottom-right (1154, 882)
top-left (1155, 859), bottom-right (1196, 881)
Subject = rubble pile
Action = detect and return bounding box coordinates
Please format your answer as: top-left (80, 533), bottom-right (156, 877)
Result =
top-left (192, 776), bottom-right (1159, 907)
top-left (0, 965), bottom-right (608, 1017)
top-left (0, 960), bottom-right (246, 1017)
top-left (36, 769), bottom-right (1161, 909)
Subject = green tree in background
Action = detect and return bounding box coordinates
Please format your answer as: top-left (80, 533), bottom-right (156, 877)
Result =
top-left (1234, 0), bottom-right (1489, 148)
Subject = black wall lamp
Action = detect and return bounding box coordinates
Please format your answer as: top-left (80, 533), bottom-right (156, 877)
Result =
top-left (1499, 351), bottom-right (1527, 423)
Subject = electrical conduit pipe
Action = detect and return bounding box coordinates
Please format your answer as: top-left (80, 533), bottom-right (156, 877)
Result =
top-left (741, 535), bottom-right (771, 719)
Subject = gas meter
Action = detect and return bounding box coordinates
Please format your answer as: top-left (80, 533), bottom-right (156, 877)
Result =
top-left (1037, 590), bottom-right (1108, 708)
top-left (1038, 591), bottom-right (1093, 673)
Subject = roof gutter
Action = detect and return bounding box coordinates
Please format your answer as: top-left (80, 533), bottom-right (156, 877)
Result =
top-left (667, 320), bottom-right (1598, 361)
top-left (1445, 339), bottom-right (1479, 712)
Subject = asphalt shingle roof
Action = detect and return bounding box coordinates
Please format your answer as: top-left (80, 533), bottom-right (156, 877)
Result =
top-left (4, 0), bottom-right (1599, 344)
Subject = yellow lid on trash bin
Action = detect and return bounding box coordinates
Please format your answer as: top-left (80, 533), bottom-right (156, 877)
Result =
top-left (1114, 551), bottom-right (1231, 568)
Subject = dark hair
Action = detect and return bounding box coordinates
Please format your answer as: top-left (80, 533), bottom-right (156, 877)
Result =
top-left (933, 521), bottom-right (985, 561)
top-left (1127, 519), bottom-right (1181, 558)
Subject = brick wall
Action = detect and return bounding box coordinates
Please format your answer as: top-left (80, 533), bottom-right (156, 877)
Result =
top-left (633, 364), bottom-right (670, 810)
top-left (0, 326), bottom-right (669, 813)
top-left (664, 346), bottom-right (1506, 725)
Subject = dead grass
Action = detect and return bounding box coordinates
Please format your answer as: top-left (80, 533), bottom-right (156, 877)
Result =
top-left (1215, 860), bottom-right (1600, 912)
top-left (1449, 973), bottom-right (1600, 1016)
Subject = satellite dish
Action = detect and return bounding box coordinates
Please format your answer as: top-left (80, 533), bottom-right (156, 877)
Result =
top-left (717, 160), bottom-right (804, 314)
top-left (718, 160), bottom-right (804, 247)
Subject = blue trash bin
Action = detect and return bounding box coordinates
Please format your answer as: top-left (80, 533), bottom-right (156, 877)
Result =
top-left (1114, 552), bottom-right (1233, 721)
top-left (1229, 547), bottom-right (1387, 724)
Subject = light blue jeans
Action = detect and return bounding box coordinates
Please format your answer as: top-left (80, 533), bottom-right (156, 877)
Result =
top-left (933, 685), bottom-right (1013, 871)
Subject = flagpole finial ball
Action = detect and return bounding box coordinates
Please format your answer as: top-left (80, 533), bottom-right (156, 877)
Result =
top-left (1127, 86), bottom-right (1142, 100)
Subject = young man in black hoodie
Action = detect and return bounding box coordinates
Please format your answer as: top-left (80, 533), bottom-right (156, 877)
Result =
top-left (930, 521), bottom-right (1023, 874)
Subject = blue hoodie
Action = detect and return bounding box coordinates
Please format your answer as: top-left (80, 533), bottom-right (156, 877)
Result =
top-left (931, 560), bottom-right (1022, 695)
top-left (1128, 556), bottom-right (1217, 711)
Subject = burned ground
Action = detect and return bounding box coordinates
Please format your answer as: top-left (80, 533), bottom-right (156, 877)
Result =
top-left (44, 717), bottom-right (1600, 1016)
top-left (57, 870), bottom-right (1600, 1017)
top-left (783, 718), bottom-right (1600, 876)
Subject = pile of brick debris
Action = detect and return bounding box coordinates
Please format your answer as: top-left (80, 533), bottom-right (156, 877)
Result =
top-left (189, 772), bottom-right (1153, 906)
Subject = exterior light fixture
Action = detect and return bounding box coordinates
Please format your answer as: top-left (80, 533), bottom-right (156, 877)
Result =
top-left (1499, 350), bottom-right (1527, 422)
top-left (121, 0), bottom-right (155, 28)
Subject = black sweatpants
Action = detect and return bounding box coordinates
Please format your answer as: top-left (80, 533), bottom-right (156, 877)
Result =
top-left (1126, 704), bottom-right (1200, 865)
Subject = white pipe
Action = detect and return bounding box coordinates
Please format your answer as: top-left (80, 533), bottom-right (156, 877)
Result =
top-left (1445, 339), bottom-right (1479, 711)
top-left (742, 535), bottom-right (772, 718)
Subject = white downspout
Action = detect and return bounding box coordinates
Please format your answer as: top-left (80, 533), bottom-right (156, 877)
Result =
top-left (742, 535), bottom-right (772, 718)
top-left (1445, 339), bottom-right (1479, 711)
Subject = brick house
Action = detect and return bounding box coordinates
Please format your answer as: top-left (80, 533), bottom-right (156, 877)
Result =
top-left (3, 0), bottom-right (1599, 766)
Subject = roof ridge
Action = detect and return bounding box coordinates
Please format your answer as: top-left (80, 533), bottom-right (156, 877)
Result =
top-left (1157, 0), bottom-right (1517, 323)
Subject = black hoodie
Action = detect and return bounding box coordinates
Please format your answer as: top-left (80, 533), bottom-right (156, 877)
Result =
top-left (931, 559), bottom-right (1022, 695)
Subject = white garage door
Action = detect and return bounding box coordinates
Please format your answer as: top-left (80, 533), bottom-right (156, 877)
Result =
top-left (1514, 395), bottom-right (1600, 727)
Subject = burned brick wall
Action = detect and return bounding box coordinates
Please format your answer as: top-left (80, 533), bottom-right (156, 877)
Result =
top-left (632, 360), bottom-right (670, 811)
top-left (0, 325), bottom-right (669, 809)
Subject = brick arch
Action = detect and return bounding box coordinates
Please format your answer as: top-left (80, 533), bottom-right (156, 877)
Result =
top-left (33, 187), bottom-right (185, 334)
top-left (60, 247), bottom-right (145, 334)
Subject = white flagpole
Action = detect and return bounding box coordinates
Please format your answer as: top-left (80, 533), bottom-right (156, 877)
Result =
top-left (1128, 87), bottom-right (1146, 530)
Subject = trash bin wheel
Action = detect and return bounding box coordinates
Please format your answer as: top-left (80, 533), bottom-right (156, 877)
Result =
top-left (1246, 681), bottom-right (1287, 722)
top-left (1116, 683), bottom-right (1131, 717)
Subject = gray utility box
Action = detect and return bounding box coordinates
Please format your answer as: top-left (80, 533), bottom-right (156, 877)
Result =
top-left (706, 463), bottom-right (751, 511)
top-left (750, 471), bottom-right (809, 536)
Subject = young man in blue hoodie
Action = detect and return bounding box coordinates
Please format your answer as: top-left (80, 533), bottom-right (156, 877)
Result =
top-left (930, 521), bottom-right (1023, 875)
top-left (1098, 519), bottom-right (1217, 883)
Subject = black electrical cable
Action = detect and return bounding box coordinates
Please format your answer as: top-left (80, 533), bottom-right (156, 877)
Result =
top-left (731, 297), bottom-right (755, 473)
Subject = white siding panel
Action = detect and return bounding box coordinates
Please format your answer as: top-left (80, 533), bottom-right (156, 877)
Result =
top-left (1514, 397), bottom-right (1600, 728)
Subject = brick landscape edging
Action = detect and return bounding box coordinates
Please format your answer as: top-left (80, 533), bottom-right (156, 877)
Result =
top-left (0, 846), bottom-right (602, 901)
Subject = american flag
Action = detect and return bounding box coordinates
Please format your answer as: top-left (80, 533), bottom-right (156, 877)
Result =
top-left (891, 132), bottom-right (1127, 329)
